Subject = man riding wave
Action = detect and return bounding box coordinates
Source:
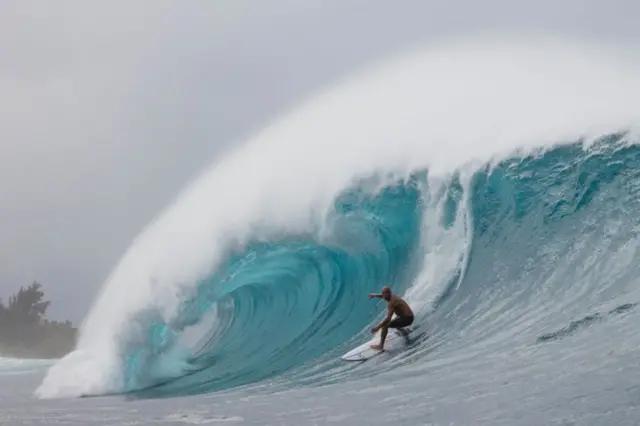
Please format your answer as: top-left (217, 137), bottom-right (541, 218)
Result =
top-left (368, 286), bottom-right (414, 350)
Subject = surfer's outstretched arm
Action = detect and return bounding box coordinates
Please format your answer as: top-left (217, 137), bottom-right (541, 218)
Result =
top-left (368, 293), bottom-right (382, 299)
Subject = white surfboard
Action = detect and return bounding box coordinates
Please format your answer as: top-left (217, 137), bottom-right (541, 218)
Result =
top-left (340, 325), bottom-right (420, 361)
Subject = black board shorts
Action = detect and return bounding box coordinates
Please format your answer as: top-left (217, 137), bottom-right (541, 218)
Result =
top-left (388, 315), bottom-right (414, 329)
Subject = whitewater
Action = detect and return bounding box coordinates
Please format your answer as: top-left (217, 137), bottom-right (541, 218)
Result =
top-left (9, 35), bottom-right (640, 424)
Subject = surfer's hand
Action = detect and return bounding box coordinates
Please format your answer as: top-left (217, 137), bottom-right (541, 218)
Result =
top-left (371, 326), bottom-right (379, 334)
top-left (368, 293), bottom-right (377, 299)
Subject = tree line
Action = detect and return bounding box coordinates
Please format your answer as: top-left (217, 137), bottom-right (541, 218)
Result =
top-left (0, 282), bottom-right (77, 358)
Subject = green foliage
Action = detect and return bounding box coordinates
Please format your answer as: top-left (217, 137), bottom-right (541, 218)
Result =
top-left (0, 282), bottom-right (77, 359)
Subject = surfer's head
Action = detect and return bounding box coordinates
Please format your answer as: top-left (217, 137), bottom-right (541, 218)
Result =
top-left (381, 286), bottom-right (392, 301)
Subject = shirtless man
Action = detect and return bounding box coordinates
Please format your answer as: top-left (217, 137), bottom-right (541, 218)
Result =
top-left (368, 286), bottom-right (414, 350)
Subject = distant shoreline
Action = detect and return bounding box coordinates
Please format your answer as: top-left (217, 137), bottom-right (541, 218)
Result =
top-left (0, 282), bottom-right (77, 360)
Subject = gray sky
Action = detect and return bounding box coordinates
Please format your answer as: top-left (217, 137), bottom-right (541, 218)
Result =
top-left (1, 0), bottom-right (638, 322)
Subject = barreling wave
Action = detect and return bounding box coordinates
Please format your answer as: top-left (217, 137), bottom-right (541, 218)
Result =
top-left (120, 173), bottom-right (427, 397)
top-left (35, 35), bottom-right (640, 400)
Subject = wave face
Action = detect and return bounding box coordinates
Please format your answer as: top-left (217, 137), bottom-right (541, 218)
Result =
top-left (123, 174), bottom-right (427, 397)
top-left (35, 36), bottom-right (640, 400)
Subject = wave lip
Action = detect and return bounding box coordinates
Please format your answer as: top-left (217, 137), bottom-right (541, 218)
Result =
top-left (36, 34), bottom-right (640, 399)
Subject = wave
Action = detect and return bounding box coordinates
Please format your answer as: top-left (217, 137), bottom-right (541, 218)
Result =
top-left (35, 35), bottom-right (640, 399)
top-left (0, 357), bottom-right (54, 376)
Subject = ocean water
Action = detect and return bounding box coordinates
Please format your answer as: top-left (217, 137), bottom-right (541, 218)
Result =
top-left (4, 36), bottom-right (640, 425)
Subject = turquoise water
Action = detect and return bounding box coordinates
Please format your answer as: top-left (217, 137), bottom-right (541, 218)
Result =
top-left (125, 174), bottom-right (425, 397)
top-left (123, 134), bottom-right (640, 401)
top-left (5, 135), bottom-right (640, 424)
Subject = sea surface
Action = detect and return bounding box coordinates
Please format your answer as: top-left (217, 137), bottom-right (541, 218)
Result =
top-left (3, 37), bottom-right (640, 425)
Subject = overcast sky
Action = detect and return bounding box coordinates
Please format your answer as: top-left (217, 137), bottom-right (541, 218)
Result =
top-left (1, 0), bottom-right (638, 322)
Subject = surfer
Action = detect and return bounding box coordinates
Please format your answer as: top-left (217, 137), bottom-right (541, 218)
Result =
top-left (368, 286), bottom-right (414, 350)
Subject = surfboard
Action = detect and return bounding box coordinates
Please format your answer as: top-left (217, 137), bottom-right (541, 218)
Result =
top-left (340, 325), bottom-right (421, 361)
